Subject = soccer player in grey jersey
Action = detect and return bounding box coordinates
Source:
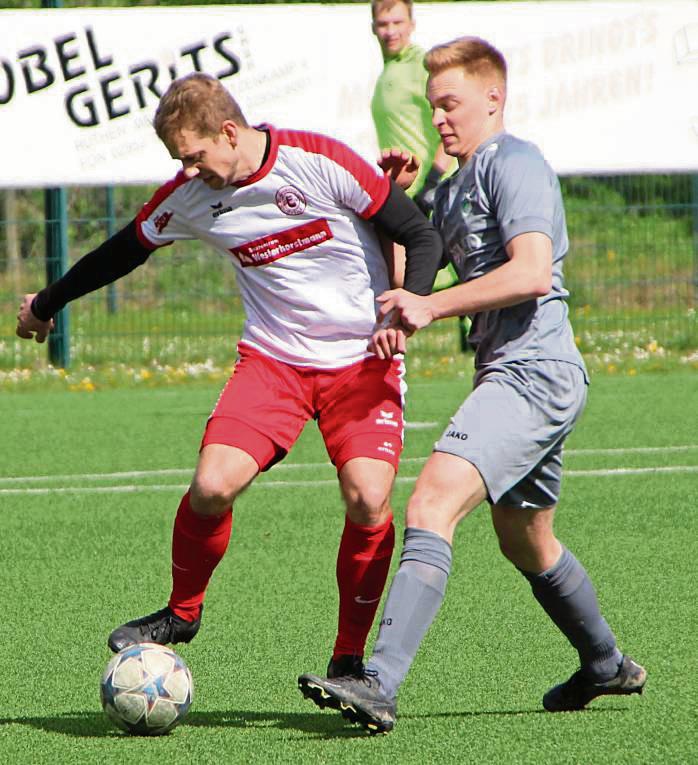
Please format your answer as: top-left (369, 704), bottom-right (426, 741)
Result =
top-left (299, 36), bottom-right (646, 734)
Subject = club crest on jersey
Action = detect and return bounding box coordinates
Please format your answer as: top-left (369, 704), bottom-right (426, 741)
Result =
top-left (462, 189), bottom-right (475, 214)
top-left (275, 185), bottom-right (306, 216)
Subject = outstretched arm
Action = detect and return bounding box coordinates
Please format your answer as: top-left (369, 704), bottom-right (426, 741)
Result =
top-left (17, 220), bottom-right (154, 340)
top-left (377, 232), bottom-right (553, 335)
top-left (16, 294), bottom-right (53, 343)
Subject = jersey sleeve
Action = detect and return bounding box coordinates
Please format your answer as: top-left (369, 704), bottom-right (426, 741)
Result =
top-left (135, 171), bottom-right (197, 248)
top-left (486, 143), bottom-right (556, 246)
top-left (280, 130), bottom-right (391, 219)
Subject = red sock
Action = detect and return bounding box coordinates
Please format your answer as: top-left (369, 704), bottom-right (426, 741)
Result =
top-left (168, 491), bottom-right (232, 621)
top-left (333, 513), bottom-right (395, 658)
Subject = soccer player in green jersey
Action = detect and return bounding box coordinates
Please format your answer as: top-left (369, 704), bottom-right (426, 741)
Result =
top-left (371, 0), bottom-right (451, 215)
top-left (371, 0), bottom-right (464, 325)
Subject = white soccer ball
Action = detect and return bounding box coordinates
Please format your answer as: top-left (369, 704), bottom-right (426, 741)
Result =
top-left (100, 643), bottom-right (194, 735)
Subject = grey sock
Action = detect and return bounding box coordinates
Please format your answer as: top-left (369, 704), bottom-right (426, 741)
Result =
top-left (366, 527), bottom-right (452, 699)
top-left (521, 546), bottom-right (623, 680)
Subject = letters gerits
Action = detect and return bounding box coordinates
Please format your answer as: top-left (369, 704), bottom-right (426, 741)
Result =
top-left (0, 26), bottom-right (241, 128)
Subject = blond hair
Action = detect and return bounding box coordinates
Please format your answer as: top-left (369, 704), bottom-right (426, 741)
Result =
top-left (425, 36), bottom-right (507, 86)
top-left (154, 73), bottom-right (248, 148)
top-left (371, 0), bottom-right (413, 20)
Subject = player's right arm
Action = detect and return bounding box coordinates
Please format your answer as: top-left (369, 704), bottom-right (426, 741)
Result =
top-left (16, 220), bottom-right (155, 341)
top-left (16, 293), bottom-right (53, 343)
top-left (17, 171), bottom-right (193, 342)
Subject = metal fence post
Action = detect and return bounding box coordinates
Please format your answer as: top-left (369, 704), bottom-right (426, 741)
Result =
top-left (42, 0), bottom-right (69, 367)
top-left (44, 188), bottom-right (70, 368)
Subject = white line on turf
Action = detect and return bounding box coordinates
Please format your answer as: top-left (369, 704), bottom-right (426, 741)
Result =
top-left (0, 444), bottom-right (697, 486)
top-left (0, 468), bottom-right (191, 484)
top-left (1, 465), bottom-right (697, 495)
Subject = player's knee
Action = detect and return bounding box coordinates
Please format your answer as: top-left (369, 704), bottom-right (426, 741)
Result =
top-left (496, 531), bottom-right (546, 570)
top-left (405, 488), bottom-right (439, 528)
top-left (496, 534), bottom-right (522, 565)
top-left (189, 473), bottom-right (239, 515)
top-left (344, 484), bottom-right (391, 525)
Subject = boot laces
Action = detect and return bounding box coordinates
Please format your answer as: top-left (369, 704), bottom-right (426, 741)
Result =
top-left (360, 667), bottom-right (381, 688)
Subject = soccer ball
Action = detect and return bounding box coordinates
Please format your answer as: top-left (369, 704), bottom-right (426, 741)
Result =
top-left (100, 643), bottom-right (194, 735)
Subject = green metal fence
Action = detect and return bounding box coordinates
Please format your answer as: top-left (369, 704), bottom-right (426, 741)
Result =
top-left (1, 174), bottom-right (696, 373)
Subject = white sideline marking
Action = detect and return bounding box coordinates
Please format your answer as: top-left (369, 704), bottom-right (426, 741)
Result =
top-left (0, 468), bottom-right (191, 485)
top-left (1, 465), bottom-right (697, 496)
top-left (0, 484), bottom-right (190, 495)
top-left (1, 444), bottom-right (697, 486)
top-left (565, 465), bottom-right (698, 477)
top-left (567, 445), bottom-right (698, 456)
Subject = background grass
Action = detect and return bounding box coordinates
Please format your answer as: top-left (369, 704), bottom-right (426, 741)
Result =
top-left (0, 371), bottom-right (696, 763)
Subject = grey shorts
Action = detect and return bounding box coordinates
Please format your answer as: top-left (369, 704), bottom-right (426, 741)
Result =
top-left (433, 360), bottom-right (588, 509)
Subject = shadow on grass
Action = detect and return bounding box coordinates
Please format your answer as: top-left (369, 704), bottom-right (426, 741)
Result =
top-left (0, 704), bottom-right (628, 740)
top-left (0, 709), bottom-right (363, 739)
top-left (405, 706), bottom-right (627, 720)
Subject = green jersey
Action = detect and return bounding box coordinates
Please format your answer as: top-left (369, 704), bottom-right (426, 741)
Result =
top-left (371, 44), bottom-right (442, 197)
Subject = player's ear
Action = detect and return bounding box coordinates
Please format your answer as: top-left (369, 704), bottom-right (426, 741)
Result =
top-left (221, 120), bottom-right (238, 147)
top-left (487, 86), bottom-right (503, 114)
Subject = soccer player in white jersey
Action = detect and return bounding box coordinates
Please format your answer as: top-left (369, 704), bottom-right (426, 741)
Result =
top-left (16, 73), bottom-right (443, 679)
top-left (298, 37), bottom-right (646, 732)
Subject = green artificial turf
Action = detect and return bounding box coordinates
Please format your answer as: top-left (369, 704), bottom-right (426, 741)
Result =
top-left (0, 371), bottom-right (696, 763)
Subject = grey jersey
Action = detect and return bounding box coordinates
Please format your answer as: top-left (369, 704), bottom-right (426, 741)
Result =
top-left (433, 131), bottom-right (586, 377)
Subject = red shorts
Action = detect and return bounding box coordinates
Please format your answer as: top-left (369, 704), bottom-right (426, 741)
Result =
top-left (202, 343), bottom-right (405, 472)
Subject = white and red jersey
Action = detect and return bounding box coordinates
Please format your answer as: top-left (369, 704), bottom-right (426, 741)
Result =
top-left (136, 125), bottom-right (391, 368)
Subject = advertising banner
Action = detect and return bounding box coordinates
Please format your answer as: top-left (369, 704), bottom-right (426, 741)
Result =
top-left (0, 1), bottom-right (696, 187)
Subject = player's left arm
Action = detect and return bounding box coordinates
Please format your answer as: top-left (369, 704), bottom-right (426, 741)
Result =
top-left (376, 231), bottom-right (405, 289)
top-left (315, 136), bottom-right (442, 292)
top-left (317, 137), bottom-right (441, 356)
top-left (369, 178), bottom-right (443, 296)
top-left (368, 180), bottom-right (444, 357)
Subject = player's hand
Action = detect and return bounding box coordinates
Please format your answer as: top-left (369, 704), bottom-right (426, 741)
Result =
top-left (377, 289), bottom-right (436, 334)
top-left (16, 293), bottom-right (53, 343)
top-left (369, 325), bottom-right (409, 360)
top-left (378, 149), bottom-right (420, 191)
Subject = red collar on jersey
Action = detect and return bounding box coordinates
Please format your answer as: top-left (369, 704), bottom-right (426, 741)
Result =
top-left (235, 124), bottom-right (278, 187)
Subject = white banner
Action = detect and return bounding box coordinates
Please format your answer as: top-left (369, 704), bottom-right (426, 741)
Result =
top-left (0, 1), bottom-right (696, 187)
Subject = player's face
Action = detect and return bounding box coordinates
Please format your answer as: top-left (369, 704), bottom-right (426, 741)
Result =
top-left (169, 128), bottom-right (237, 189)
top-left (372, 2), bottom-right (414, 57)
top-left (427, 67), bottom-right (503, 164)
